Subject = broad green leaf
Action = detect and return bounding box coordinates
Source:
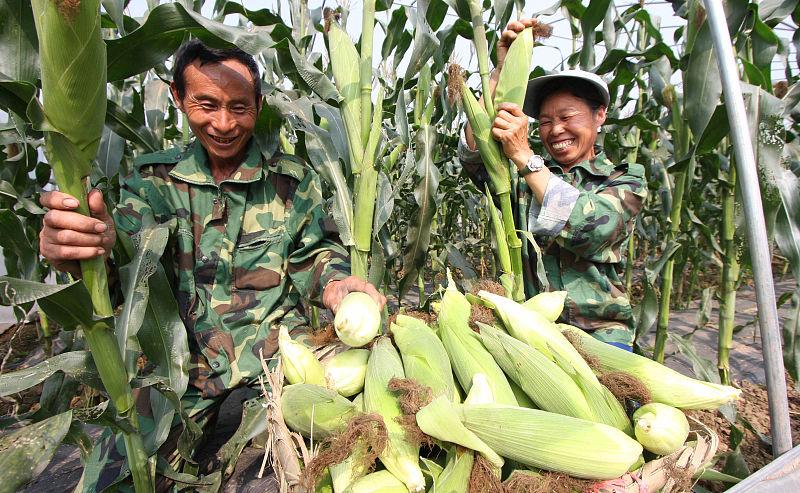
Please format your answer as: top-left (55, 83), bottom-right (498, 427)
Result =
top-left (403, 18), bottom-right (439, 82)
top-left (105, 2), bottom-right (274, 81)
top-left (633, 273), bottom-right (658, 344)
top-left (395, 88), bottom-right (410, 147)
top-left (382, 6), bottom-right (409, 59)
top-left (137, 265), bottom-right (190, 452)
top-left (105, 98), bottom-right (159, 153)
top-left (579, 0), bottom-right (612, 70)
top-left (423, 0), bottom-right (449, 31)
top-left (0, 351), bottom-right (102, 396)
top-left (291, 106), bottom-right (355, 247)
top-left (96, 126), bottom-right (125, 179)
top-left (0, 0), bottom-right (39, 83)
top-left (101, 0), bottom-right (127, 35)
top-left (117, 221), bottom-right (170, 357)
top-left (399, 125), bottom-right (440, 296)
top-left (271, 39), bottom-right (340, 103)
top-left (144, 78), bottom-right (170, 144)
top-left (669, 332), bottom-right (721, 384)
top-left (759, 0), bottom-right (798, 24)
top-left (0, 411), bottom-right (73, 493)
top-left (0, 276), bottom-right (100, 330)
top-left (0, 210), bottom-right (38, 280)
top-left (684, 22), bottom-right (721, 139)
top-left (741, 83), bottom-right (786, 241)
top-left (492, 0), bottom-right (514, 30)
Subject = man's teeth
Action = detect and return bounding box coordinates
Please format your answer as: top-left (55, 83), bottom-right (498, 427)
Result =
top-left (211, 135), bottom-right (236, 144)
top-left (551, 139), bottom-right (574, 150)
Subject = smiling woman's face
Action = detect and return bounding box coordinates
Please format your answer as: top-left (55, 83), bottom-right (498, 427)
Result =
top-left (538, 90), bottom-right (607, 169)
top-left (173, 59), bottom-right (260, 170)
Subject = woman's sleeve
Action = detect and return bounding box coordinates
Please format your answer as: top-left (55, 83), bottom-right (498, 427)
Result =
top-left (528, 163), bottom-right (647, 263)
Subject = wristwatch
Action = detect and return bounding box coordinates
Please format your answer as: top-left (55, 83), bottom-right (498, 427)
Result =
top-left (518, 153), bottom-right (545, 177)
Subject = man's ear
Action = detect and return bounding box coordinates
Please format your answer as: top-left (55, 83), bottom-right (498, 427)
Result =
top-left (170, 82), bottom-right (184, 112)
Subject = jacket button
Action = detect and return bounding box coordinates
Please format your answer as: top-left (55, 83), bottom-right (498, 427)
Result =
top-left (211, 361), bottom-right (220, 369)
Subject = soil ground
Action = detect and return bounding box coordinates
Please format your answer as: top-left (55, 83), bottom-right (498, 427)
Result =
top-left (1, 277), bottom-right (798, 492)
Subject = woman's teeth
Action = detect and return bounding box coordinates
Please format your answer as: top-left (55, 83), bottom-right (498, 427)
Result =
top-left (551, 139), bottom-right (574, 150)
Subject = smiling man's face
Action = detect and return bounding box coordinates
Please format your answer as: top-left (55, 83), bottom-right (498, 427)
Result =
top-left (172, 59), bottom-right (260, 171)
top-left (538, 90), bottom-right (606, 169)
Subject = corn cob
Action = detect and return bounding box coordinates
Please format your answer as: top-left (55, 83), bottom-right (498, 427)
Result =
top-left (415, 395), bottom-right (503, 468)
top-left (437, 281), bottom-right (517, 406)
top-left (279, 326), bottom-right (326, 386)
top-left (456, 404), bottom-right (643, 479)
top-left (363, 337), bottom-right (425, 492)
top-left (281, 384), bottom-right (357, 439)
top-left (560, 324), bottom-right (741, 409)
top-left (343, 470), bottom-right (409, 493)
top-left (478, 324), bottom-right (595, 420)
top-left (391, 316), bottom-right (456, 402)
top-left (480, 291), bottom-right (631, 433)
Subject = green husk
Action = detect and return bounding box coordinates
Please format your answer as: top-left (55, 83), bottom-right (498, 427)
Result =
top-left (363, 337), bottom-right (424, 492)
top-left (391, 318), bottom-right (456, 402)
top-left (560, 324), bottom-right (741, 409)
top-left (282, 384), bottom-right (357, 439)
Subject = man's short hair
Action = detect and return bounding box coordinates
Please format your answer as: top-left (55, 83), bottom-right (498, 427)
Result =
top-left (172, 39), bottom-right (261, 105)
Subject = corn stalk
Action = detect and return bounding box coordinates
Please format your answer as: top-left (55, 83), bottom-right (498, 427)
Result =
top-left (653, 87), bottom-right (691, 363)
top-left (30, 0), bottom-right (152, 489)
top-left (327, 5), bottom-right (381, 282)
top-left (718, 161), bottom-right (738, 384)
top-left (458, 2), bottom-right (537, 301)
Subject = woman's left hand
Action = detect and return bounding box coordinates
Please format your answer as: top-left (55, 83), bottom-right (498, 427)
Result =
top-left (491, 102), bottom-right (533, 167)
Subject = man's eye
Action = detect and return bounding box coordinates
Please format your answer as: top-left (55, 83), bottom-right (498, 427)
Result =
top-left (231, 106), bottom-right (249, 114)
top-left (200, 103), bottom-right (217, 111)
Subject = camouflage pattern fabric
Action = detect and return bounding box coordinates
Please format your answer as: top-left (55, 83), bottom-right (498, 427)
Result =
top-left (459, 136), bottom-right (646, 346)
top-left (114, 139), bottom-right (350, 398)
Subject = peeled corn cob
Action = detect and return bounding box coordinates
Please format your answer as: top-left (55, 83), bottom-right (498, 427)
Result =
top-left (279, 326), bottom-right (325, 386)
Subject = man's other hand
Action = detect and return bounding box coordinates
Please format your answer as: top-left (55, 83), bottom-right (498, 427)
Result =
top-left (39, 189), bottom-right (116, 277)
top-left (323, 276), bottom-right (387, 313)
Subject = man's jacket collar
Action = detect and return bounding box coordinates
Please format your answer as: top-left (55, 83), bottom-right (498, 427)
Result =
top-left (169, 139), bottom-right (264, 185)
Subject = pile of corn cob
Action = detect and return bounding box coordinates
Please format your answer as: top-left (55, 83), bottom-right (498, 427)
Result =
top-left (278, 278), bottom-right (740, 493)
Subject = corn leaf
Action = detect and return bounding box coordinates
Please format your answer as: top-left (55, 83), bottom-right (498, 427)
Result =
top-left (0, 411), bottom-right (73, 493)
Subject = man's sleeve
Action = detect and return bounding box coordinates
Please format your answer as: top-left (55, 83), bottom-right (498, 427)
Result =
top-left (285, 171), bottom-right (351, 306)
top-left (530, 164), bottom-right (647, 263)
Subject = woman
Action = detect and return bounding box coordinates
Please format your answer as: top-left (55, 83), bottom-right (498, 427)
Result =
top-left (460, 20), bottom-right (647, 350)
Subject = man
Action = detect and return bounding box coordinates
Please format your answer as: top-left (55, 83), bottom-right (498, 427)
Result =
top-left (39, 40), bottom-right (385, 487)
